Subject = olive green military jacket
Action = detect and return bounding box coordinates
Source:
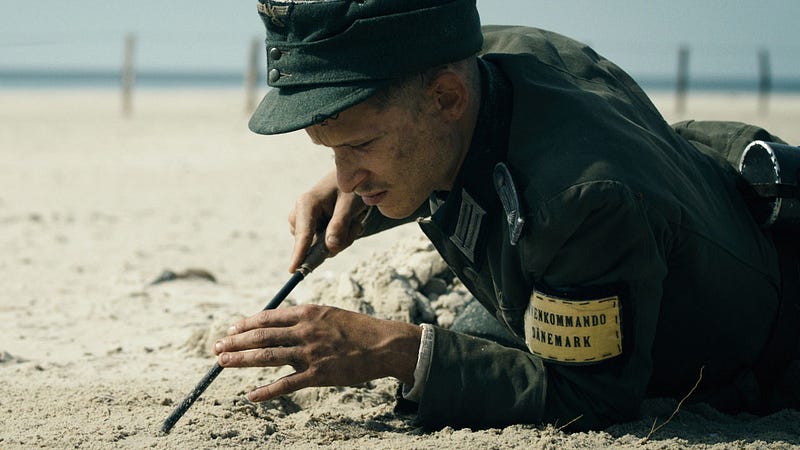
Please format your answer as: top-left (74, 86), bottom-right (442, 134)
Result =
top-left (365, 26), bottom-right (783, 430)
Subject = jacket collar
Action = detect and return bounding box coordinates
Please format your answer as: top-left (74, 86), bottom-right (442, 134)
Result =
top-left (430, 58), bottom-right (513, 219)
top-left (427, 57), bottom-right (513, 263)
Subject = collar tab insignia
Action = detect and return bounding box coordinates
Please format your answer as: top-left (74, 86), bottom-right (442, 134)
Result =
top-left (494, 162), bottom-right (525, 246)
top-left (450, 189), bottom-right (485, 263)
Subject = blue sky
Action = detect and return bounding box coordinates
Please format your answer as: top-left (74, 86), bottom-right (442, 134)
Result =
top-left (2, 0), bottom-right (799, 80)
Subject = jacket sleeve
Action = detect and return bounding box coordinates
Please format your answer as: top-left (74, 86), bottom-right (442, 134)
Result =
top-left (671, 120), bottom-right (786, 168)
top-left (415, 181), bottom-right (669, 430)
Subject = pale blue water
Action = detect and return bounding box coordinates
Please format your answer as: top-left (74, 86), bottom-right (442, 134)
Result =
top-left (0, 69), bottom-right (246, 89)
top-left (2, 69), bottom-right (799, 93)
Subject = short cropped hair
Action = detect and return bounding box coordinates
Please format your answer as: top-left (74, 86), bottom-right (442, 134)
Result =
top-left (368, 56), bottom-right (480, 111)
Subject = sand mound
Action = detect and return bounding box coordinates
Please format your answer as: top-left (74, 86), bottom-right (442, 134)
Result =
top-left (304, 233), bottom-right (473, 329)
top-left (181, 315), bottom-right (245, 357)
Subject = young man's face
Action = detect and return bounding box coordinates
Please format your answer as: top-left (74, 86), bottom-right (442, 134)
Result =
top-left (305, 94), bottom-right (464, 219)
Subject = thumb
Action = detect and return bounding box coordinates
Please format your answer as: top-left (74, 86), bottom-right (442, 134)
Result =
top-left (325, 196), bottom-right (365, 255)
top-left (324, 214), bottom-right (354, 256)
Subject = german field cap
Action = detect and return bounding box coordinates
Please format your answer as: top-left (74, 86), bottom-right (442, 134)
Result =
top-left (248, 0), bottom-right (483, 135)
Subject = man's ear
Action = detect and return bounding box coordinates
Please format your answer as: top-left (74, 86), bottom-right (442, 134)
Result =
top-left (428, 71), bottom-right (469, 122)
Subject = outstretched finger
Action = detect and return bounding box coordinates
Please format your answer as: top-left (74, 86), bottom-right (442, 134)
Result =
top-left (218, 346), bottom-right (300, 369)
top-left (247, 371), bottom-right (315, 402)
top-left (227, 308), bottom-right (303, 336)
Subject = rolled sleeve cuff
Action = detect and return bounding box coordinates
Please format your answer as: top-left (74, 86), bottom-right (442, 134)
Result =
top-left (401, 323), bottom-right (435, 402)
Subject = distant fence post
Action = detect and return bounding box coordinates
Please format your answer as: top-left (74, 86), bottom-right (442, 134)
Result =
top-left (758, 48), bottom-right (771, 115)
top-left (121, 33), bottom-right (136, 117)
top-left (675, 45), bottom-right (690, 115)
top-left (245, 37), bottom-right (261, 113)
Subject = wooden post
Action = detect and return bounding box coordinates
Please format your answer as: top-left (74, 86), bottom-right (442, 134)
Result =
top-left (675, 45), bottom-right (689, 115)
top-left (245, 37), bottom-right (261, 113)
top-left (758, 48), bottom-right (771, 115)
top-left (121, 33), bottom-right (136, 117)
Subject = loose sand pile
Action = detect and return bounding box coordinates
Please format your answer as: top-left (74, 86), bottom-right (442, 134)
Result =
top-left (301, 233), bottom-right (471, 328)
top-left (1, 89), bottom-right (799, 449)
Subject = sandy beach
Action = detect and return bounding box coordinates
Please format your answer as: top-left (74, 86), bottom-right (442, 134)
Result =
top-left (1, 88), bottom-right (799, 449)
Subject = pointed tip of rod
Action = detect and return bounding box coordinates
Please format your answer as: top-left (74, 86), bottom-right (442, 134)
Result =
top-left (160, 422), bottom-right (176, 435)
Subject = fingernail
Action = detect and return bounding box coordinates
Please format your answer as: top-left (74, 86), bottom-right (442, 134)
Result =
top-left (227, 325), bottom-right (237, 335)
top-left (220, 353), bottom-right (230, 364)
top-left (214, 341), bottom-right (223, 353)
top-left (326, 234), bottom-right (341, 247)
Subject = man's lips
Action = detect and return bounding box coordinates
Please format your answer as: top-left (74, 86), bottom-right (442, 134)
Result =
top-left (359, 191), bottom-right (387, 206)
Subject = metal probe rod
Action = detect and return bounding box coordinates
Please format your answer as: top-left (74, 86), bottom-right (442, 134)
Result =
top-left (160, 241), bottom-right (328, 434)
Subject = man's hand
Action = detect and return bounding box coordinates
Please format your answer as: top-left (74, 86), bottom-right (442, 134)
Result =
top-left (288, 170), bottom-right (368, 273)
top-left (213, 304), bottom-right (422, 402)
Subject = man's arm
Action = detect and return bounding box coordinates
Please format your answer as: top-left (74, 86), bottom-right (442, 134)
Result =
top-left (413, 181), bottom-right (669, 430)
top-left (214, 304), bottom-right (422, 401)
top-left (217, 172), bottom-right (432, 402)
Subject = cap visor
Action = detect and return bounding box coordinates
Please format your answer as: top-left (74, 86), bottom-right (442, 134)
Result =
top-left (248, 81), bottom-right (387, 135)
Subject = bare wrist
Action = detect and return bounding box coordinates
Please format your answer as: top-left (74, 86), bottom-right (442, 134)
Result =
top-left (379, 321), bottom-right (422, 385)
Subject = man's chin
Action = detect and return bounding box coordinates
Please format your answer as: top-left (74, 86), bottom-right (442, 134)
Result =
top-left (376, 203), bottom-right (417, 220)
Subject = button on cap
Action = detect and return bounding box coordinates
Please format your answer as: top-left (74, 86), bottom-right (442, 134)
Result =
top-left (269, 47), bottom-right (282, 60)
top-left (268, 68), bottom-right (281, 83)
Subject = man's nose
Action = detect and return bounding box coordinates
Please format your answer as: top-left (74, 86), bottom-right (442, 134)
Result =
top-left (333, 150), bottom-right (367, 193)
